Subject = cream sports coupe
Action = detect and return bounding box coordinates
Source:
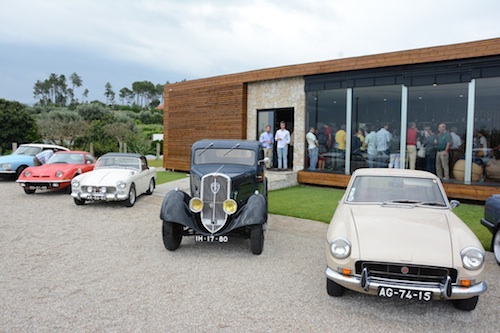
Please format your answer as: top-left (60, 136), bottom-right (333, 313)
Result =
top-left (71, 153), bottom-right (156, 207)
top-left (325, 168), bottom-right (487, 311)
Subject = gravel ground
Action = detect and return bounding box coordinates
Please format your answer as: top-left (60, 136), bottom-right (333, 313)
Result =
top-left (1, 179), bottom-right (499, 333)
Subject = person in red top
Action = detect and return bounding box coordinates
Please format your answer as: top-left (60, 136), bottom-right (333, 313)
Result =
top-left (406, 121), bottom-right (418, 170)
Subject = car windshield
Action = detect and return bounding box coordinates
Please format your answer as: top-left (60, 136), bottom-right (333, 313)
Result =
top-left (48, 153), bottom-right (84, 164)
top-left (13, 146), bottom-right (42, 156)
top-left (95, 156), bottom-right (140, 171)
top-left (346, 175), bottom-right (447, 206)
top-left (194, 148), bottom-right (256, 166)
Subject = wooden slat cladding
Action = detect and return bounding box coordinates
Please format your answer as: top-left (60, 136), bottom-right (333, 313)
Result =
top-left (163, 83), bottom-right (247, 171)
top-left (298, 170), bottom-right (500, 202)
top-left (167, 38), bottom-right (500, 90)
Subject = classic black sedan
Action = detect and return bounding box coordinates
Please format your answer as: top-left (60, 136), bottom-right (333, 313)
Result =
top-left (481, 194), bottom-right (500, 265)
top-left (160, 140), bottom-right (269, 255)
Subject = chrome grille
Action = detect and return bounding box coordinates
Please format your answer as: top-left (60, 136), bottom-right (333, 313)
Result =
top-left (82, 186), bottom-right (116, 193)
top-left (355, 261), bottom-right (458, 284)
top-left (200, 173), bottom-right (230, 233)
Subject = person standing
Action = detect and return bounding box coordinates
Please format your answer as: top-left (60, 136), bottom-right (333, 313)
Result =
top-left (335, 125), bottom-right (347, 170)
top-left (364, 126), bottom-right (377, 168)
top-left (406, 122), bottom-right (418, 170)
top-left (259, 125), bottom-right (274, 168)
top-left (388, 130), bottom-right (400, 168)
top-left (306, 127), bottom-right (318, 170)
top-left (435, 123), bottom-right (451, 180)
top-left (449, 126), bottom-right (462, 172)
top-left (375, 123), bottom-right (391, 167)
top-left (423, 127), bottom-right (437, 174)
top-left (274, 121), bottom-right (290, 170)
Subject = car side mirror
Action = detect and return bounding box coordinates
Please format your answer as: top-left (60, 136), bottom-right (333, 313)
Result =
top-left (450, 199), bottom-right (460, 209)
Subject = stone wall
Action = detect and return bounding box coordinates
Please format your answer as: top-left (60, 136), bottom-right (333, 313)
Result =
top-left (247, 77), bottom-right (305, 176)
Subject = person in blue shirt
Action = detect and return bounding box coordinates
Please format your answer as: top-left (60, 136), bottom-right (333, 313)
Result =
top-left (259, 125), bottom-right (274, 168)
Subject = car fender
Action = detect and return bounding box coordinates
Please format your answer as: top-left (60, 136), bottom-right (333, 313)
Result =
top-left (160, 189), bottom-right (197, 228)
top-left (232, 193), bottom-right (267, 228)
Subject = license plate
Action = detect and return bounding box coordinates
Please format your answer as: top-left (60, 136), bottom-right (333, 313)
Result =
top-left (90, 194), bottom-right (105, 201)
top-left (30, 186), bottom-right (47, 190)
top-left (378, 287), bottom-right (432, 302)
top-left (195, 235), bottom-right (229, 243)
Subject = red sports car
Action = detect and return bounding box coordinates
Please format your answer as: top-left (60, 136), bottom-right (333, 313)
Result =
top-left (16, 151), bottom-right (96, 194)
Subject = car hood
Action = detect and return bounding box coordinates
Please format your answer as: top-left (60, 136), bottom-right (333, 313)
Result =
top-left (78, 168), bottom-right (137, 185)
top-left (0, 154), bottom-right (33, 164)
top-left (350, 205), bottom-right (453, 267)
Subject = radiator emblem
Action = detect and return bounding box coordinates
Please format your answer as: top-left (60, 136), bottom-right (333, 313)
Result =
top-left (210, 181), bottom-right (220, 194)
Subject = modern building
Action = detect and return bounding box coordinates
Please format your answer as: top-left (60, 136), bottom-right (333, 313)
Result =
top-left (162, 38), bottom-right (500, 201)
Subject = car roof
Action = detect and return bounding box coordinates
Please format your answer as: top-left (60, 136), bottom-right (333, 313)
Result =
top-left (99, 152), bottom-right (144, 158)
top-left (352, 168), bottom-right (440, 180)
top-left (192, 139), bottom-right (262, 151)
top-left (20, 143), bottom-right (69, 151)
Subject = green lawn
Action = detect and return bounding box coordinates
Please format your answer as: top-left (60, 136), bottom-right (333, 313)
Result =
top-left (269, 185), bottom-right (492, 251)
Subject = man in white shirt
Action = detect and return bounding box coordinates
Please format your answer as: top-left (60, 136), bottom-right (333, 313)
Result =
top-left (306, 127), bottom-right (318, 170)
top-left (274, 121), bottom-right (290, 170)
top-left (259, 125), bottom-right (274, 168)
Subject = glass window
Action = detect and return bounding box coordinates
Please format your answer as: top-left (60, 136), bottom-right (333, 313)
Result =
top-left (306, 89), bottom-right (346, 172)
top-left (473, 77), bottom-right (500, 183)
top-left (351, 86), bottom-right (402, 171)
top-left (407, 83), bottom-right (468, 180)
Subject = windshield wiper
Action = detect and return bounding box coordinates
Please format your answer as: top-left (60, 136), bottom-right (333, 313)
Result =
top-left (383, 199), bottom-right (420, 204)
top-left (223, 143), bottom-right (240, 156)
top-left (197, 142), bottom-right (214, 157)
top-left (418, 201), bottom-right (447, 207)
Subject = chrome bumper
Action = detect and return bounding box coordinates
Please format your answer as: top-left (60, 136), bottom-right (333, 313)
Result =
top-left (326, 267), bottom-right (487, 300)
top-left (71, 192), bottom-right (128, 201)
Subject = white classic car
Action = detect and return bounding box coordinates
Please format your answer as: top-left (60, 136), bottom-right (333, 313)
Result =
top-left (71, 153), bottom-right (156, 207)
top-left (326, 168), bottom-right (487, 311)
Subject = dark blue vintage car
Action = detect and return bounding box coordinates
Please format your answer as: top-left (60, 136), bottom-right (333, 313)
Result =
top-left (481, 194), bottom-right (500, 265)
top-left (160, 140), bottom-right (269, 255)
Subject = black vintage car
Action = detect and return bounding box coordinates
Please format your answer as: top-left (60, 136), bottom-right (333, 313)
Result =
top-left (160, 140), bottom-right (269, 255)
top-left (481, 194), bottom-right (500, 265)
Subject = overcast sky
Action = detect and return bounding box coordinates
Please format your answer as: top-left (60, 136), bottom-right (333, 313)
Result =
top-left (1, 0), bottom-right (499, 105)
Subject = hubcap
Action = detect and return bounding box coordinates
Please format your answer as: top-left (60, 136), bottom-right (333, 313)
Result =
top-left (494, 231), bottom-right (500, 263)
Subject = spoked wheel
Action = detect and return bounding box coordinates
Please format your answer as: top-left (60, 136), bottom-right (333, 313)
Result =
top-left (327, 278), bottom-right (345, 297)
top-left (492, 229), bottom-right (500, 265)
top-left (145, 178), bottom-right (155, 195)
top-left (124, 184), bottom-right (136, 207)
top-left (250, 223), bottom-right (264, 255)
top-left (162, 221), bottom-right (183, 251)
top-left (74, 198), bottom-right (85, 205)
top-left (23, 188), bottom-right (36, 194)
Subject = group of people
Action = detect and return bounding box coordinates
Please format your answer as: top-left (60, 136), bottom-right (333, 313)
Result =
top-left (259, 121), bottom-right (292, 171)
top-left (262, 120), bottom-right (487, 182)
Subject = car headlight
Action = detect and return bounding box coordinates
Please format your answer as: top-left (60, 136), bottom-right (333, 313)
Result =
top-left (72, 180), bottom-right (80, 188)
top-left (223, 199), bottom-right (237, 215)
top-left (99, 186), bottom-right (107, 193)
top-left (23, 170), bottom-right (32, 177)
top-left (55, 170), bottom-right (63, 178)
top-left (116, 181), bottom-right (126, 189)
top-left (2, 162), bottom-right (12, 170)
top-left (189, 197), bottom-right (203, 213)
top-left (461, 247), bottom-right (485, 270)
top-left (330, 237), bottom-right (351, 259)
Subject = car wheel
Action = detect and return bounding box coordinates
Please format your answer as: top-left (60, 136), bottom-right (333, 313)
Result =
top-left (23, 188), bottom-right (35, 194)
top-left (125, 184), bottom-right (136, 207)
top-left (452, 296), bottom-right (479, 311)
top-left (250, 223), bottom-right (264, 255)
top-left (492, 228), bottom-right (500, 265)
top-left (74, 198), bottom-right (85, 205)
top-left (15, 166), bottom-right (27, 180)
top-left (145, 178), bottom-right (155, 195)
top-left (162, 221), bottom-right (183, 251)
top-left (327, 278), bottom-right (345, 297)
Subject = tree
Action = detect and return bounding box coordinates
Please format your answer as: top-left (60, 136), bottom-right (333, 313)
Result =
top-left (104, 82), bottom-right (115, 106)
top-left (76, 102), bottom-right (112, 122)
top-left (36, 109), bottom-right (88, 147)
top-left (69, 73), bottom-right (83, 104)
top-left (82, 89), bottom-right (89, 103)
top-left (33, 73), bottom-right (68, 106)
top-left (119, 87), bottom-right (134, 105)
top-left (0, 99), bottom-right (39, 153)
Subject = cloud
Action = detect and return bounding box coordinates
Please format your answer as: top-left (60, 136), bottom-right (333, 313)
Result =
top-left (0, 0), bottom-right (499, 104)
